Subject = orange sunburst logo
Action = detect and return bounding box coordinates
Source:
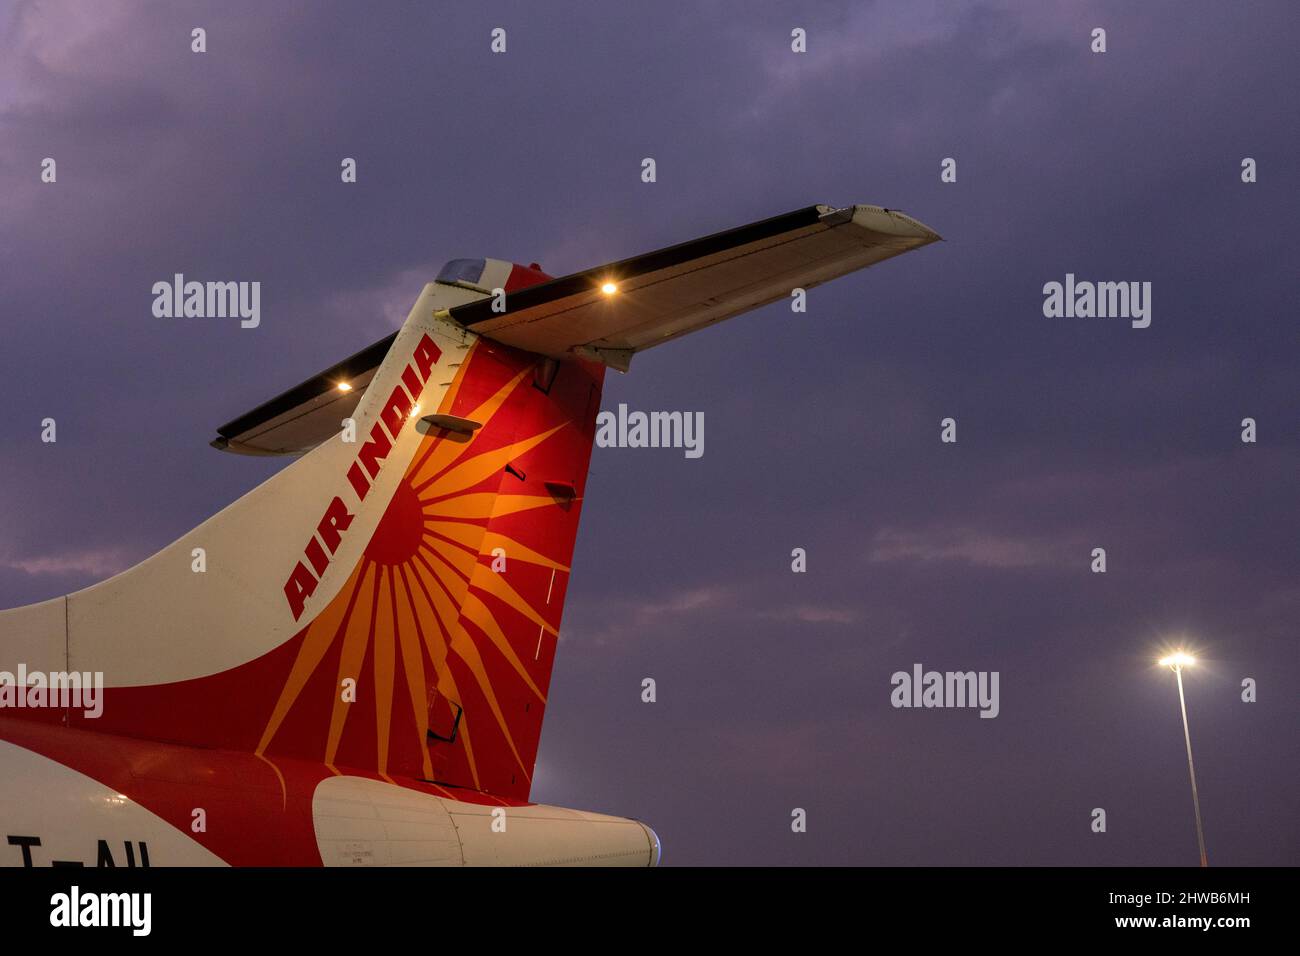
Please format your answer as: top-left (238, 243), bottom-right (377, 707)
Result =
top-left (255, 345), bottom-right (574, 791)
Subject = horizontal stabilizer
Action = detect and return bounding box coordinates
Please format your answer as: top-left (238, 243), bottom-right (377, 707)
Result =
top-left (212, 333), bottom-right (396, 455)
top-left (211, 203), bottom-right (938, 453)
top-left (453, 204), bottom-right (940, 366)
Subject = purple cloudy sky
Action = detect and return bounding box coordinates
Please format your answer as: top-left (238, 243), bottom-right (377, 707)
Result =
top-left (1, 1), bottom-right (1296, 865)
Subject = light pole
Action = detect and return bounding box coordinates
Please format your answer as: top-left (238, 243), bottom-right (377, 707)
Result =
top-left (1158, 652), bottom-right (1208, 867)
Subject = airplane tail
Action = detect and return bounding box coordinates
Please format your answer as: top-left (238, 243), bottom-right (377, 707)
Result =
top-left (1, 281), bottom-right (605, 800)
top-left (1, 204), bottom-right (939, 804)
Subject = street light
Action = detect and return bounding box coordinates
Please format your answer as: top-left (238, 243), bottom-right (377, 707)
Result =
top-left (1158, 651), bottom-right (1208, 867)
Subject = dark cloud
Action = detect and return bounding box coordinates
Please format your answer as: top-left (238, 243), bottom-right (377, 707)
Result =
top-left (1, 0), bottom-right (1295, 864)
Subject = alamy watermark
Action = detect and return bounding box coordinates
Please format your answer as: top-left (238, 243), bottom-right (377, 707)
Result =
top-left (50, 887), bottom-right (150, 936)
top-left (890, 663), bottom-right (999, 718)
top-left (1042, 273), bottom-right (1151, 328)
top-left (595, 403), bottom-right (704, 459)
top-left (152, 274), bottom-right (260, 328)
top-left (0, 665), bottom-right (104, 718)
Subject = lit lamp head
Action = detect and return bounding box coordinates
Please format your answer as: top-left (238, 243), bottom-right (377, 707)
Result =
top-left (1158, 652), bottom-right (1196, 670)
top-left (600, 281), bottom-right (618, 295)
